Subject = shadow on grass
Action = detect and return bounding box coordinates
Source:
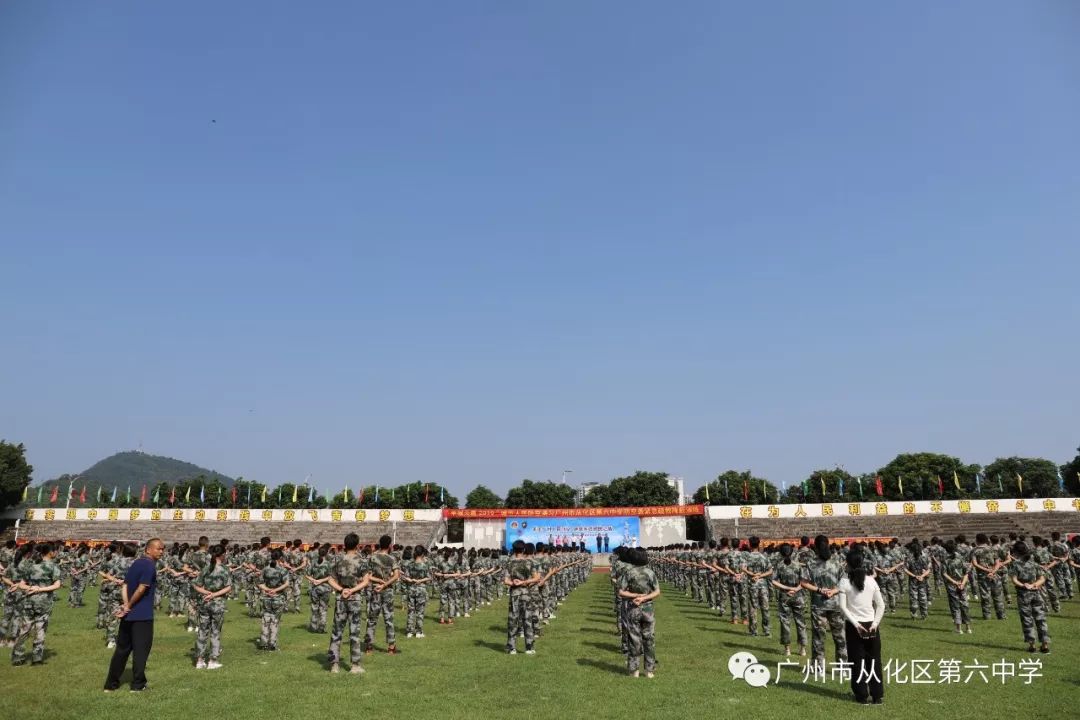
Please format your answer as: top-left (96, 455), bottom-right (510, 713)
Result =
top-left (577, 657), bottom-right (627, 675)
top-left (578, 627), bottom-right (618, 635)
top-left (888, 622), bottom-right (952, 634)
top-left (780, 680), bottom-right (851, 700)
top-left (306, 653), bottom-right (330, 669)
top-left (940, 639), bottom-right (1025, 653)
top-left (583, 640), bottom-right (622, 653)
top-left (473, 640), bottom-right (507, 654)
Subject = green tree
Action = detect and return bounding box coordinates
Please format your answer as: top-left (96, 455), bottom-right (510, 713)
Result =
top-left (582, 485), bottom-right (610, 507)
top-left (465, 485), bottom-right (503, 509)
top-left (694, 470), bottom-right (780, 506)
top-left (0, 441), bottom-right (33, 509)
top-left (1060, 446), bottom-right (1080, 497)
top-left (231, 478), bottom-right (269, 508)
top-left (984, 457), bottom-right (1060, 498)
top-left (504, 480), bottom-right (576, 509)
top-left (873, 453), bottom-right (980, 501)
top-left (599, 471), bottom-right (678, 507)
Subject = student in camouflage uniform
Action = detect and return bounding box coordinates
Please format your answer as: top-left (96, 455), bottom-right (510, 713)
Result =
top-left (364, 534), bottom-right (400, 654)
top-left (184, 537), bottom-right (211, 632)
top-left (244, 538), bottom-right (272, 618)
top-left (257, 549), bottom-right (289, 651)
top-left (802, 535), bottom-right (847, 670)
top-left (504, 539), bottom-right (539, 654)
top-left (192, 544), bottom-right (232, 669)
top-left (942, 540), bottom-right (972, 634)
top-left (1032, 537), bottom-right (1060, 613)
top-left (996, 536), bottom-right (1013, 606)
top-left (743, 536), bottom-right (772, 637)
top-left (11, 542), bottom-right (62, 666)
top-left (1068, 537), bottom-right (1080, 593)
top-left (105, 544), bottom-right (136, 647)
top-left (772, 543), bottom-right (807, 657)
top-left (903, 539), bottom-right (930, 620)
top-left (164, 543), bottom-right (185, 617)
top-left (728, 538), bottom-right (747, 625)
top-left (403, 545), bottom-right (432, 638)
top-left (305, 544), bottom-right (334, 633)
top-left (1009, 541), bottom-right (1050, 653)
top-left (67, 544), bottom-right (91, 607)
top-left (621, 547), bottom-right (660, 678)
top-left (1, 543), bottom-right (32, 647)
top-left (1048, 533), bottom-right (1072, 600)
top-left (327, 532), bottom-right (372, 674)
top-left (970, 534), bottom-right (1005, 620)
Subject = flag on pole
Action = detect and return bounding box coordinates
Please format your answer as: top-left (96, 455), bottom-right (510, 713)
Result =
top-left (231, 486), bottom-right (238, 505)
top-left (308, 485), bottom-right (315, 503)
top-left (109, 485), bottom-right (117, 503)
top-left (358, 486), bottom-right (365, 505)
top-left (200, 485), bottom-right (205, 504)
top-left (439, 486), bottom-right (445, 505)
top-left (261, 485), bottom-right (267, 503)
top-left (292, 485), bottom-right (298, 504)
top-left (49, 485), bottom-right (58, 504)
top-left (937, 476), bottom-right (944, 496)
top-left (170, 486), bottom-right (176, 505)
top-left (704, 484), bottom-right (710, 503)
top-left (126, 485), bottom-right (132, 503)
top-left (80, 485), bottom-right (87, 503)
top-left (874, 475), bottom-right (883, 496)
top-left (819, 477), bottom-right (826, 496)
top-left (217, 486), bottom-right (222, 503)
top-left (898, 475), bottom-right (904, 495)
top-left (344, 485), bottom-right (350, 503)
top-left (153, 485), bottom-right (160, 504)
top-left (37, 485), bottom-right (43, 504)
top-left (21, 485), bottom-right (28, 503)
top-left (996, 474), bottom-right (1003, 493)
top-left (375, 485), bottom-right (380, 505)
top-left (140, 484), bottom-right (147, 504)
top-left (838, 477), bottom-right (845, 496)
top-left (742, 480), bottom-right (749, 501)
top-left (975, 473), bottom-right (982, 494)
top-left (857, 476), bottom-right (863, 498)
top-left (424, 483), bottom-right (430, 504)
top-left (953, 471), bottom-right (962, 492)
top-left (390, 486), bottom-right (395, 502)
top-left (276, 487), bottom-right (281, 504)
top-left (1016, 473), bottom-right (1023, 494)
top-left (724, 478), bottom-right (730, 498)
top-left (1058, 470), bottom-right (1065, 492)
top-left (246, 485), bottom-right (251, 505)
top-left (185, 485), bottom-right (191, 502)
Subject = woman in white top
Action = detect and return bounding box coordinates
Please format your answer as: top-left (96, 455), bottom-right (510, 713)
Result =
top-left (838, 550), bottom-right (885, 705)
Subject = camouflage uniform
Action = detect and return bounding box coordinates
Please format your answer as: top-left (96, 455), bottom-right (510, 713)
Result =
top-left (105, 556), bottom-right (133, 644)
top-left (67, 554), bottom-right (89, 607)
top-left (194, 561), bottom-right (231, 663)
top-left (944, 555), bottom-right (971, 626)
top-left (505, 555), bottom-right (535, 652)
top-left (167, 553), bottom-right (186, 615)
top-left (743, 549), bottom-right (772, 636)
top-left (258, 563), bottom-right (288, 650)
top-left (905, 549), bottom-right (929, 619)
top-left (12, 558), bottom-right (60, 665)
top-left (1, 561), bottom-right (26, 644)
top-left (619, 564), bottom-right (658, 674)
top-left (1050, 539), bottom-right (1072, 600)
top-left (774, 560), bottom-right (807, 648)
top-left (971, 544), bottom-right (1005, 620)
top-left (307, 555), bottom-right (333, 633)
top-left (807, 554), bottom-right (847, 668)
top-left (1032, 545), bottom-right (1060, 613)
top-left (185, 548), bottom-right (210, 630)
top-left (1010, 557), bottom-right (1049, 647)
top-left (328, 552), bottom-right (367, 669)
top-left (404, 557), bottom-right (431, 636)
top-left (364, 552), bottom-right (399, 648)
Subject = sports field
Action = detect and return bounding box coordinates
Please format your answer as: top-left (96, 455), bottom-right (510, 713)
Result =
top-left (2, 574), bottom-right (1076, 720)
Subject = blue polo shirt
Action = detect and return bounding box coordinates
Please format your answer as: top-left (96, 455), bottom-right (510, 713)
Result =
top-left (124, 556), bottom-right (157, 622)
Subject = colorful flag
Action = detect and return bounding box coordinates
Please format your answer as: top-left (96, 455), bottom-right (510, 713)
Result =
top-left (21, 485), bottom-right (28, 503)
top-left (261, 485), bottom-right (267, 503)
top-left (996, 474), bottom-right (1003, 493)
top-left (391, 486), bottom-right (396, 502)
top-left (874, 475), bottom-right (883, 496)
top-left (140, 484), bottom-right (147, 504)
top-left (308, 485), bottom-right (315, 503)
top-left (857, 476), bottom-right (863, 498)
top-left (231, 486), bottom-right (238, 505)
top-left (975, 473), bottom-right (982, 494)
top-left (358, 486), bottom-right (365, 505)
top-left (838, 477), bottom-right (845, 496)
top-left (898, 475), bottom-right (904, 495)
top-left (217, 486), bottom-right (222, 503)
top-left (185, 485), bottom-right (191, 503)
top-left (79, 485), bottom-right (87, 503)
top-left (153, 485), bottom-right (160, 504)
top-left (126, 485), bottom-right (132, 503)
top-left (439, 486), bottom-right (445, 505)
top-left (276, 487), bottom-right (281, 503)
top-left (819, 477), bottom-right (826, 496)
top-left (344, 485), bottom-right (350, 503)
top-left (1058, 470), bottom-right (1065, 492)
top-left (742, 480), bottom-right (749, 501)
top-left (1016, 473), bottom-right (1023, 494)
top-left (704, 484), bottom-right (710, 502)
top-left (37, 485), bottom-right (43, 504)
top-left (724, 478), bottom-right (730, 498)
top-left (170, 487), bottom-right (176, 505)
top-left (375, 485), bottom-right (380, 505)
top-left (801, 479), bottom-right (808, 496)
top-left (937, 476), bottom-right (944, 496)
top-left (292, 484), bottom-right (298, 504)
top-left (200, 485), bottom-right (205, 503)
top-left (246, 485), bottom-right (251, 505)
top-left (424, 483), bottom-right (430, 504)
top-left (49, 485), bottom-right (58, 504)
top-left (111, 486), bottom-right (117, 503)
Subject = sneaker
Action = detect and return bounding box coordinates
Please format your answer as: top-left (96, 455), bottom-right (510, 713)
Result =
top-left (464, 613), bottom-right (471, 618)
top-left (364, 647), bottom-right (375, 656)
top-left (195, 660), bottom-right (207, 669)
top-left (1027, 644), bottom-right (1037, 653)
top-left (525, 648), bottom-right (536, 655)
top-left (386, 646), bottom-right (399, 655)
top-left (508, 649), bottom-right (517, 655)
top-left (329, 663), bottom-right (340, 674)
top-left (350, 665), bottom-right (366, 674)
top-left (1040, 644), bottom-right (1050, 654)
top-left (416, 633), bottom-right (425, 638)
top-left (106, 641), bottom-right (116, 649)
top-left (549, 615), bottom-right (556, 620)
top-left (966, 627), bottom-right (973, 634)
top-left (206, 661), bottom-right (223, 670)
top-left (630, 670), bottom-right (639, 677)
top-left (406, 633), bottom-right (415, 638)
top-left (645, 672), bottom-right (655, 679)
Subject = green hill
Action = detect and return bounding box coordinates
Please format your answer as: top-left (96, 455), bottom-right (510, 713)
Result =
top-left (33, 451), bottom-right (234, 493)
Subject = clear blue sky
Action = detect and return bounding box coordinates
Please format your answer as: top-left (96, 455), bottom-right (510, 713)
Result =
top-left (3, 2), bottom-right (1078, 499)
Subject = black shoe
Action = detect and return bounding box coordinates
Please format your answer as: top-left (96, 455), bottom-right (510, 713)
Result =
top-left (872, 698), bottom-right (884, 705)
top-left (129, 686), bottom-right (147, 693)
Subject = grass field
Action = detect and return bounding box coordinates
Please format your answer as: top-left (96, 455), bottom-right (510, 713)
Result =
top-left (2, 574), bottom-right (1077, 720)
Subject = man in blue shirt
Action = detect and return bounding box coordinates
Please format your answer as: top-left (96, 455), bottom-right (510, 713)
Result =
top-left (104, 538), bottom-right (164, 692)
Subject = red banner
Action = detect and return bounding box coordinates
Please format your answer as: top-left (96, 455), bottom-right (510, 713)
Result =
top-left (442, 504), bottom-right (704, 519)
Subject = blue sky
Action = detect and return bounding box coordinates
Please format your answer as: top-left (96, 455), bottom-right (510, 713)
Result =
top-left (3, 2), bottom-right (1078, 499)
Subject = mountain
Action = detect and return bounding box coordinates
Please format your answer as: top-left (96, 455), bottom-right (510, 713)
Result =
top-left (33, 451), bottom-right (235, 493)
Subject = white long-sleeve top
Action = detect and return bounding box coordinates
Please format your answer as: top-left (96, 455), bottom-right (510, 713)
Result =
top-left (837, 575), bottom-right (885, 626)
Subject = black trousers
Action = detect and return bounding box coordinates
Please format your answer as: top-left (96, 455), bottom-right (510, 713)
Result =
top-left (844, 620), bottom-right (882, 701)
top-left (104, 619), bottom-right (154, 690)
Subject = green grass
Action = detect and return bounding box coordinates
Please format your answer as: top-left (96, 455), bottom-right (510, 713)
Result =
top-left (2, 575), bottom-right (1077, 720)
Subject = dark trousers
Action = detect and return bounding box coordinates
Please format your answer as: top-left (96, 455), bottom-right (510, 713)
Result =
top-left (844, 621), bottom-right (882, 702)
top-left (104, 620), bottom-right (154, 690)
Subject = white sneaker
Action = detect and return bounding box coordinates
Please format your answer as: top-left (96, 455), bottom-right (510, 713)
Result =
top-left (508, 649), bottom-right (517, 655)
top-left (195, 660), bottom-right (207, 669)
top-left (416, 633), bottom-right (425, 638)
top-left (106, 641), bottom-right (116, 649)
top-left (206, 661), bottom-right (223, 670)
top-left (350, 665), bottom-right (366, 675)
top-left (525, 649), bottom-right (536, 655)
top-left (406, 633), bottom-right (414, 638)
top-left (187, 627), bottom-right (194, 633)
top-left (464, 613), bottom-right (471, 618)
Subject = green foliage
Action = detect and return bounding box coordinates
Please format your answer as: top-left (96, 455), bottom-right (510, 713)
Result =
top-left (582, 485), bottom-right (610, 507)
top-left (592, 471), bottom-right (678, 507)
top-left (328, 483), bottom-right (457, 510)
top-left (693, 470), bottom-right (780, 506)
top-left (872, 453), bottom-right (980, 501)
top-left (1059, 446), bottom-right (1080, 496)
top-left (0, 440), bottom-right (33, 509)
top-left (504, 479), bottom-right (577, 509)
top-left (984, 457), bottom-right (1061, 498)
top-left (465, 485), bottom-right (503, 509)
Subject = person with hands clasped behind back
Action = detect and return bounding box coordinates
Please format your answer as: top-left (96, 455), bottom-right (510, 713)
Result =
top-left (837, 551), bottom-right (885, 706)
